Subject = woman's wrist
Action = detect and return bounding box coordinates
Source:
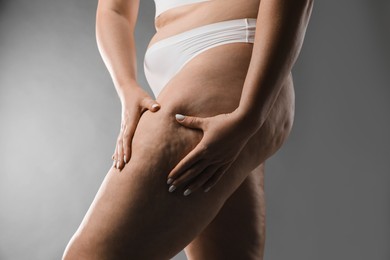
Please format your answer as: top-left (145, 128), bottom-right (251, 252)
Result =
top-left (116, 81), bottom-right (143, 104)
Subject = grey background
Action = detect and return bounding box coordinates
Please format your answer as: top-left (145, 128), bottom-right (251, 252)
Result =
top-left (0, 0), bottom-right (389, 259)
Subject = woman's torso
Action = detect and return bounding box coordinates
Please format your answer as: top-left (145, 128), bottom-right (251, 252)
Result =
top-left (147, 0), bottom-right (260, 49)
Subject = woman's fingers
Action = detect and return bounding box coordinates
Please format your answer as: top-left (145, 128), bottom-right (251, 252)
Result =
top-left (112, 143), bottom-right (119, 169)
top-left (116, 136), bottom-right (124, 170)
top-left (119, 99), bottom-right (160, 169)
top-left (122, 122), bottom-right (136, 165)
top-left (166, 143), bottom-right (207, 182)
top-left (181, 164), bottom-right (219, 195)
top-left (202, 162), bottom-right (232, 192)
top-left (141, 97), bottom-right (160, 113)
top-left (175, 114), bottom-right (205, 130)
top-left (112, 153), bottom-right (116, 168)
top-left (117, 110), bottom-right (140, 170)
top-left (168, 162), bottom-right (231, 196)
top-left (168, 160), bottom-right (209, 192)
top-left (122, 134), bottom-right (130, 165)
top-left (111, 89), bottom-right (161, 170)
top-left (165, 113), bottom-right (212, 195)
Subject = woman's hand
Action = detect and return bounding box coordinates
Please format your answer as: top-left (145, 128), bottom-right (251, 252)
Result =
top-left (166, 110), bottom-right (255, 196)
top-left (113, 86), bottom-right (160, 171)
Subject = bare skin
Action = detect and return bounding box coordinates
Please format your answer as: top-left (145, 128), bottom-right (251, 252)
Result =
top-left (62, 48), bottom-right (293, 259)
top-left (63, 0), bottom-right (313, 259)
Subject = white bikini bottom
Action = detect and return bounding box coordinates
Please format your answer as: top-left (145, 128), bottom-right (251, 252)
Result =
top-left (143, 18), bottom-right (257, 98)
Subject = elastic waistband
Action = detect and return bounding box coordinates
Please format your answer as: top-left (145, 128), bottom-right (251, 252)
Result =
top-left (147, 18), bottom-right (257, 54)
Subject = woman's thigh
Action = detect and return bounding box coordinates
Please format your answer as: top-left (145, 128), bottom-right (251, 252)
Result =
top-left (175, 42), bottom-right (294, 260)
top-left (63, 43), bottom-right (293, 259)
top-left (184, 163), bottom-right (266, 260)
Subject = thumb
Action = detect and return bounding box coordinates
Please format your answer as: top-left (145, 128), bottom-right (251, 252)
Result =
top-left (175, 114), bottom-right (204, 130)
top-left (141, 97), bottom-right (161, 112)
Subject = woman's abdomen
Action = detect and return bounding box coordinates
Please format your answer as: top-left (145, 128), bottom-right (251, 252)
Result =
top-left (150, 0), bottom-right (261, 43)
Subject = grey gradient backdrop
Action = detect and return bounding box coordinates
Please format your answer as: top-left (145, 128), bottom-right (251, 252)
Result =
top-left (0, 0), bottom-right (389, 259)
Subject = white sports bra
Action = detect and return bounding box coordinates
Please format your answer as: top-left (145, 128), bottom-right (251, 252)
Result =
top-left (154, 0), bottom-right (211, 19)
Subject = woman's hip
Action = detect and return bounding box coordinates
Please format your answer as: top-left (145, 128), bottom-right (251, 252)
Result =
top-left (144, 17), bottom-right (257, 98)
top-left (141, 17), bottom-right (295, 164)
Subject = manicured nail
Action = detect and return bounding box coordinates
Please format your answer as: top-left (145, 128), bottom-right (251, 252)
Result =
top-left (183, 189), bottom-right (192, 196)
top-left (124, 155), bottom-right (127, 164)
top-left (168, 185), bottom-right (176, 192)
top-left (167, 178), bottom-right (174, 185)
top-left (204, 186), bottom-right (211, 192)
top-left (175, 114), bottom-right (185, 121)
top-left (152, 103), bottom-right (160, 109)
top-left (116, 160), bottom-right (120, 169)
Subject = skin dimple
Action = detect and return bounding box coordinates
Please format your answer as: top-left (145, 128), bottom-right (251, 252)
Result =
top-left (131, 108), bottom-right (203, 174)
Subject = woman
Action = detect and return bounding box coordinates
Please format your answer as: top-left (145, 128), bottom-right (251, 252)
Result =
top-left (63, 0), bottom-right (313, 259)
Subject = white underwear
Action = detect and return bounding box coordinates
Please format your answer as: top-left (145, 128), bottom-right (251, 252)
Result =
top-left (143, 18), bottom-right (257, 98)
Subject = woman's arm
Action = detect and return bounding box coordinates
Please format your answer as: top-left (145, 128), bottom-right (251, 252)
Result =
top-left (96, 0), bottom-right (140, 102)
top-left (96, 0), bottom-right (160, 170)
top-left (236, 0), bottom-right (314, 133)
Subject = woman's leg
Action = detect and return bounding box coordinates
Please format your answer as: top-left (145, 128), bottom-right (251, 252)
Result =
top-left (184, 163), bottom-right (266, 260)
top-left (181, 44), bottom-right (295, 260)
top-left (63, 43), bottom-right (294, 260)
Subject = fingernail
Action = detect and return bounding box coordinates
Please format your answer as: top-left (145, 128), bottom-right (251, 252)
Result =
top-left (167, 178), bottom-right (174, 185)
top-left (124, 155), bottom-right (127, 164)
top-left (204, 186), bottom-right (211, 192)
top-left (175, 114), bottom-right (185, 121)
top-left (152, 103), bottom-right (160, 109)
top-left (183, 189), bottom-right (192, 196)
top-left (168, 185), bottom-right (176, 192)
top-left (116, 161), bottom-right (120, 169)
